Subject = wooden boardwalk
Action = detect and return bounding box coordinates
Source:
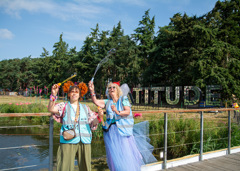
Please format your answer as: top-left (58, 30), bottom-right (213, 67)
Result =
top-left (163, 152), bottom-right (240, 171)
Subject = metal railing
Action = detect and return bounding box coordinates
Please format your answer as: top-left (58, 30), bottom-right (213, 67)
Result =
top-left (0, 108), bottom-right (239, 170)
top-left (133, 108), bottom-right (238, 169)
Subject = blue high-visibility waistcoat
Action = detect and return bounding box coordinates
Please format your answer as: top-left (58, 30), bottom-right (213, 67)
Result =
top-left (103, 96), bottom-right (134, 136)
top-left (60, 102), bottom-right (92, 144)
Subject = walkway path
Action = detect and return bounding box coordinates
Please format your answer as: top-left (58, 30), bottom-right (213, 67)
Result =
top-left (164, 152), bottom-right (240, 171)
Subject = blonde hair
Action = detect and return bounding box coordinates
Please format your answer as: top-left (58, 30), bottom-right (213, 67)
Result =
top-left (107, 82), bottom-right (122, 99)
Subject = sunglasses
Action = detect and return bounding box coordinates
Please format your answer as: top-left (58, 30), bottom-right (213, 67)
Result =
top-left (108, 86), bottom-right (116, 90)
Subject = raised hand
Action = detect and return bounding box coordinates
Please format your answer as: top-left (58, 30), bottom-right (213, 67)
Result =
top-left (51, 84), bottom-right (59, 96)
top-left (88, 81), bottom-right (95, 93)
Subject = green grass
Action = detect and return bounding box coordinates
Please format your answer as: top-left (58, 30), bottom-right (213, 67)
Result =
top-left (148, 115), bottom-right (240, 160)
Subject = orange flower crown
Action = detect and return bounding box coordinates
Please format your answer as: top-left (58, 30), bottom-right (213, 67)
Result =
top-left (62, 81), bottom-right (88, 97)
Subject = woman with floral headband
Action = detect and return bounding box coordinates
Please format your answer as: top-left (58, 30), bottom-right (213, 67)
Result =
top-left (48, 81), bottom-right (99, 171)
top-left (88, 81), bottom-right (157, 171)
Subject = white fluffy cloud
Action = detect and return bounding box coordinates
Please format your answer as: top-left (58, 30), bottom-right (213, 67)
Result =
top-left (0, 29), bottom-right (14, 39)
top-left (0, 0), bottom-right (108, 20)
top-left (0, 0), bottom-right (147, 21)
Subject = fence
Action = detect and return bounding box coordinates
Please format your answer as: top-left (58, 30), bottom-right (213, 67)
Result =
top-left (0, 108), bottom-right (239, 170)
top-left (140, 108), bottom-right (239, 169)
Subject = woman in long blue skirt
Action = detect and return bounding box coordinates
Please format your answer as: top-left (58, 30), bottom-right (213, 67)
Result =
top-left (89, 81), bottom-right (157, 171)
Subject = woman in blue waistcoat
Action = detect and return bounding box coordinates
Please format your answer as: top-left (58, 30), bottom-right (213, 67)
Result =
top-left (88, 81), bottom-right (157, 171)
top-left (48, 82), bottom-right (99, 171)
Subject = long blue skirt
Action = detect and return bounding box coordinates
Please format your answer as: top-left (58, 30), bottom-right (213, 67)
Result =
top-left (103, 121), bottom-right (157, 171)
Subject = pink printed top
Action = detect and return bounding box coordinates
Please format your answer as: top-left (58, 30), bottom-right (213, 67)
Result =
top-left (52, 102), bottom-right (99, 130)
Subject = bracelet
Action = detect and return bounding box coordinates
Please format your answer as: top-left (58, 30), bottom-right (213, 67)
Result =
top-left (91, 93), bottom-right (96, 97)
top-left (97, 116), bottom-right (102, 123)
top-left (50, 94), bottom-right (58, 102)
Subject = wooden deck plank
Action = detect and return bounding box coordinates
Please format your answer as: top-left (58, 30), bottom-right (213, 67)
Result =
top-left (225, 154), bottom-right (240, 161)
top-left (188, 161), bottom-right (227, 171)
top-left (215, 154), bottom-right (240, 164)
top-left (235, 152), bottom-right (240, 156)
top-left (196, 161), bottom-right (227, 171)
top-left (187, 163), bottom-right (216, 171)
top-left (212, 157), bottom-right (240, 166)
top-left (163, 152), bottom-right (240, 171)
top-left (167, 167), bottom-right (189, 171)
top-left (205, 160), bottom-right (237, 171)
top-left (177, 165), bottom-right (200, 171)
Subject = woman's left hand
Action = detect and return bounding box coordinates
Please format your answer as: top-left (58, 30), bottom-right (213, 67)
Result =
top-left (111, 105), bottom-right (118, 113)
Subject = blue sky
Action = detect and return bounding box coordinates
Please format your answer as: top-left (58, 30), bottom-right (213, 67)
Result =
top-left (0, 0), bottom-right (220, 61)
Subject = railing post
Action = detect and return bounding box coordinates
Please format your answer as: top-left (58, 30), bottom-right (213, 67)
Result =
top-left (199, 111), bottom-right (203, 161)
top-left (49, 116), bottom-right (54, 171)
top-left (163, 112), bottom-right (168, 169)
top-left (228, 110), bottom-right (231, 154)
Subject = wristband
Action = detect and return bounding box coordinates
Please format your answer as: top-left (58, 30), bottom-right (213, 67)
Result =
top-left (91, 93), bottom-right (96, 97)
top-left (50, 94), bottom-right (58, 102)
top-left (97, 116), bottom-right (102, 123)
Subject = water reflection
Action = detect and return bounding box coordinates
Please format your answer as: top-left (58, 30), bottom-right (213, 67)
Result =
top-left (0, 135), bottom-right (49, 170)
top-left (0, 120), bottom-right (107, 170)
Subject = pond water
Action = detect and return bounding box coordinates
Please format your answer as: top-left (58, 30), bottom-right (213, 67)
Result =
top-left (0, 119), bottom-right (107, 171)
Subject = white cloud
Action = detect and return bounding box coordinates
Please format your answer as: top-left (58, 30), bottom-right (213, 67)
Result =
top-left (0, 0), bottom-right (54, 18)
top-left (74, 0), bottom-right (146, 6)
top-left (0, 0), bottom-right (147, 22)
top-left (0, 0), bottom-right (109, 21)
top-left (0, 29), bottom-right (14, 39)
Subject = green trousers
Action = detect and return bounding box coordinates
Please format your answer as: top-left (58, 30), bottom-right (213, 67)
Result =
top-left (56, 142), bottom-right (91, 171)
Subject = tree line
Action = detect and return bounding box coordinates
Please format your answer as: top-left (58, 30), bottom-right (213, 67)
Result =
top-left (0, 0), bottom-right (239, 100)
